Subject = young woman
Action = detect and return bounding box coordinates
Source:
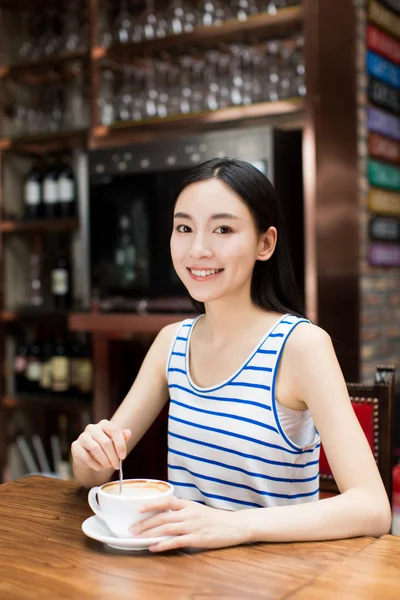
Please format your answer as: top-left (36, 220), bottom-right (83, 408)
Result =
top-left (71, 158), bottom-right (391, 552)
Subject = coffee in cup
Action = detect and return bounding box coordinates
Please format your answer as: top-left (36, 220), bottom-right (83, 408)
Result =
top-left (88, 478), bottom-right (174, 538)
top-left (102, 480), bottom-right (170, 497)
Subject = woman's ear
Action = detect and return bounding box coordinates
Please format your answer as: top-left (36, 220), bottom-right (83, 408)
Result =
top-left (257, 226), bottom-right (277, 262)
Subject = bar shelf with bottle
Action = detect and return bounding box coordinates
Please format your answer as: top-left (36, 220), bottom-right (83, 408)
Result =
top-left (0, 50), bottom-right (89, 79)
top-left (0, 150), bottom-right (80, 321)
top-left (0, 152), bottom-right (77, 226)
top-left (0, 0), bottom-right (88, 69)
top-left (1, 317), bottom-right (94, 480)
top-left (95, 2), bottom-right (306, 142)
top-left (0, 1), bottom-right (305, 152)
top-left (11, 326), bottom-right (93, 400)
top-left (92, 98), bottom-right (305, 149)
top-left (0, 69), bottom-right (90, 143)
top-left (100, 4), bottom-right (304, 59)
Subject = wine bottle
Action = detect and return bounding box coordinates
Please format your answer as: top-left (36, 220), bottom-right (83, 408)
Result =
top-left (57, 154), bottom-right (76, 218)
top-left (14, 332), bottom-right (29, 394)
top-left (51, 251), bottom-right (71, 309)
top-left (42, 156), bottom-right (59, 219)
top-left (74, 332), bottom-right (93, 396)
top-left (39, 329), bottom-right (53, 393)
top-left (70, 333), bottom-right (82, 394)
top-left (114, 215), bottom-right (137, 287)
top-left (24, 157), bottom-right (42, 220)
top-left (28, 252), bottom-right (44, 307)
top-left (25, 328), bottom-right (42, 394)
top-left (50, 333), bottom-right (70, 393)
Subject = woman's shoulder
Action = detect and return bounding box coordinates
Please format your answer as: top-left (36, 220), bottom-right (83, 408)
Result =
top-left (143, 320), bottom-right (189, 380)
top-left (285, 318), bottom-right (333, 356)
top-left (157, 320), bottom-right (186, 346)
top-left (279, 319), bottom-right (337, 406)
top-left (154, 317), bottom-right (197, 354)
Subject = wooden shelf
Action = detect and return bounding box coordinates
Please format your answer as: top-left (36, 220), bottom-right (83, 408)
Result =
top-left (0, 50), bottom-right (88, 80)
top-left (0, 128), bottom-right (88, 155)
top-left (91, 98), bottom-right (305, 149)
top-left (0, 217), bottom-right (79, 233)
top-left (0, 308), bottom-right (71, 322)
top-left (101, 6), bottom-right (304, 59)
top-left (2, 394), bottom-right (91, 410)
top-left (69, 312), bottom-right (196, 337)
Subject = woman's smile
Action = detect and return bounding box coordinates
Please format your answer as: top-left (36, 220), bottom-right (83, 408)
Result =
top-left (187, 267), bottom-right (225, 281)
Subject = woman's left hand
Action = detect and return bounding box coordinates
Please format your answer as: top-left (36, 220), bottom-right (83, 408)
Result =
top-left (129, 496), bottom-right (249, 552)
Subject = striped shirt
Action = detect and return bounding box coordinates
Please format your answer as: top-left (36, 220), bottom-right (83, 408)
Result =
top-left (166, 313), bottom-right (320, 510)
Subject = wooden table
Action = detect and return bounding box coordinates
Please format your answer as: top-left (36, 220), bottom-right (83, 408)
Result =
top-left (0, 476), bottom-right (399, 599)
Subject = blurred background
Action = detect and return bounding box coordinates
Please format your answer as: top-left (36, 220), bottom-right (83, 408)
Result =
top-left (0, 0), bottom-right (398, 491)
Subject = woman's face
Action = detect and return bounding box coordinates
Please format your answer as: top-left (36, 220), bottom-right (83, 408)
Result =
top-left (170, 178), bottom-right (275, 306)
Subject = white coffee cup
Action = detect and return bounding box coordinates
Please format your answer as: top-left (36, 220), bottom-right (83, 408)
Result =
top-left (88, 478), bottom-right (174, 538)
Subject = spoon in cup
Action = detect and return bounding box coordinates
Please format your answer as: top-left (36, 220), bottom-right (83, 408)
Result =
top-left (119, 458), bottom-right (123, 494)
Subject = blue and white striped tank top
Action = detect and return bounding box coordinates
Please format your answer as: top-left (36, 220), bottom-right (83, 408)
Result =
top-left (166, 313), bottom-right (320, 510)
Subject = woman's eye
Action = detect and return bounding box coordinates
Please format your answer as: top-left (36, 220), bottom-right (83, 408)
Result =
top-left (215, 226), bottom-right (232, 234)
top-left (176, 224), bottom-right (192, 233)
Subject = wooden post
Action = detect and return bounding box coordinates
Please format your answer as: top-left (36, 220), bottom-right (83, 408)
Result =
top-left (303, 0), bottom-right (360, 380)
top-left (92, 333), bottom-right (111, 422)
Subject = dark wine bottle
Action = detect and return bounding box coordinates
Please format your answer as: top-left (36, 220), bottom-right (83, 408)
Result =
top-left (42, 156), bottom-right (59, 219)
top-left (24, 157), bottom-right (42, 220)
top-left (58, 154), bottom-right (76, 218)
top-left (51, 252), bottom-right (71, 309)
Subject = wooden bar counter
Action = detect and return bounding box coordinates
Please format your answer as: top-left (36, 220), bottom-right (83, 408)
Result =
top-left (0, 476), bottom-right (399, 599)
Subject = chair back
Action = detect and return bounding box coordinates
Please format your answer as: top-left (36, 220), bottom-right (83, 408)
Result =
top-left (319, 366), bottom-right (395, 501)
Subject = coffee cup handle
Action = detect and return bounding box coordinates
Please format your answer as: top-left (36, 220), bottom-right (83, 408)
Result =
top-left (88, 487), bottom-right (105, 522)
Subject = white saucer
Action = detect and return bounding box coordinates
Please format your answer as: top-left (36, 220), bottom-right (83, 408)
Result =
top-left (82, 516), bottom-right (170, 552)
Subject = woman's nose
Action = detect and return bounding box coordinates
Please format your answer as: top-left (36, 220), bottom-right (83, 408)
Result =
top-left (189, 234), bottom-right (213, 259)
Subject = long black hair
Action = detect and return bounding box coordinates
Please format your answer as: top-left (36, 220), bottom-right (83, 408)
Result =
top-left (171, 157), bottom-right (305, 319)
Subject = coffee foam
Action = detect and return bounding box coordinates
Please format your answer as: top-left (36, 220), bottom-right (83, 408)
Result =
top-left (102, 480), bottom-right (169, 497)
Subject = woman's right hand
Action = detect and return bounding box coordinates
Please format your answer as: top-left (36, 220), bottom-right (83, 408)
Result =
top-left (71, 420), bottom-right (132, 472)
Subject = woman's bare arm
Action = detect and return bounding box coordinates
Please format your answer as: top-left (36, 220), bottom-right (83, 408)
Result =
top-left (240, 324), bottom-right (392, 542)
top-left (72, 321), bottom-right (180, 488)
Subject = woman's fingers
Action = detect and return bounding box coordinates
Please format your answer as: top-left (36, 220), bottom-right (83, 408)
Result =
top-left (130, 509), bottom-right (178, 535)
top-left (138, 496), bottom-right (187, 515)
top-left (123, 429), bottom-right (132, 442)
top-left (149, 534), bottom-right (195, 553)
top-left (100, 421), bottom-right (130, 460)
top-left (71, 442), bottom-right (104, 472)
top-left (79, 432), bottom-right (114, 469)
top-left (71, 420), bottom-right (132, 473)
top-left (135, 522), bottom-right (189, 539)
top-left (88, 424), bottom-right (123, 470)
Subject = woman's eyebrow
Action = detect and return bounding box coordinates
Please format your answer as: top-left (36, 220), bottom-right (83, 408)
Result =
top-left (210, 213), bottom-right (240, 220)
top-left (174, 212), bottom-right (191, 219)
top-left (173, 212), bottom-right (241, 220)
